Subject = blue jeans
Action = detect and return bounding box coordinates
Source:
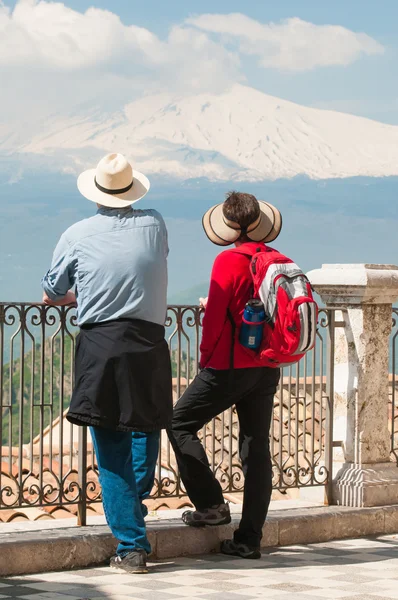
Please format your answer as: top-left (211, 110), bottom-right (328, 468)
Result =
top-left (90, 427), bottom-right (160, 556)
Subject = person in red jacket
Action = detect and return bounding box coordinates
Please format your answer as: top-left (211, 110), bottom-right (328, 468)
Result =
top-left (168, 191), bottom-right (283, 559)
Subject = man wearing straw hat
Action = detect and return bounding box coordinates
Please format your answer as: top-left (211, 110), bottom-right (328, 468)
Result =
top-left (168, 191), bottom-right (282, 560)
top-left (42, 153), bottom-right (172, 574)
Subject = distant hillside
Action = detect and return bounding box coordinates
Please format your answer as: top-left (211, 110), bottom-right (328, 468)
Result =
top-left (168, 283), bottom-right (208, 306)
top-left (1, 336), bottom-right (75, 446)
top-left (2, 337), bottom-right (192, 446)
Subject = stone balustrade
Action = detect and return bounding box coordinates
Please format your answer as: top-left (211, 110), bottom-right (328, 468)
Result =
top-left (308, 264), bottom-right (398, 507)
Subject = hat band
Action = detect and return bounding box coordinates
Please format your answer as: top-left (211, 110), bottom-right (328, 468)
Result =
top-left (247, 214), bottom-right (261, 233)
top-left (221, 214), bottom-right (261, 237)
top-left (222, 216), bottom-right (240, 231)
top-left (94, 177), bottom-right (134, 195)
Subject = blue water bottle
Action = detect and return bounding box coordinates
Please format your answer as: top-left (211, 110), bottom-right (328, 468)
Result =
top-left (239, 299), bottom-right (266, 350)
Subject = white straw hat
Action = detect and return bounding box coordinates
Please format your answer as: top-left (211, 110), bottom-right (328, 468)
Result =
top-left (202, 200), bottom-right (282, 246)
top-left (77, 153), bottom-right (150, 208)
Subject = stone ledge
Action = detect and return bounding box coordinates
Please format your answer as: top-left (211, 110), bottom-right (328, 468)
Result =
top-left (2, 504), bottom-right (398, 576)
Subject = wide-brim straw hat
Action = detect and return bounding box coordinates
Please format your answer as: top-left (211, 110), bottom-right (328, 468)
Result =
top-left (77, 153), bottom-right (150, 208)
top-left (202, 200), bottom-right (282, 246)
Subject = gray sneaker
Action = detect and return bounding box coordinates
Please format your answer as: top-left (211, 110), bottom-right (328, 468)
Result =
top-left (182, 503), bottom-right (231, 527)
top-left (220, 539), bottom-right (261, 559)
top-left (110, 549), bottom-right (148, 574)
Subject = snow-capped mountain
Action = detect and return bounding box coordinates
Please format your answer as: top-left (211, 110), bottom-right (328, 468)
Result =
top-left (3, 84), bottom-right (398, 181)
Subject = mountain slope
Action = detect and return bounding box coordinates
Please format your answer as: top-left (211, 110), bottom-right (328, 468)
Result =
top-left (4, 84), bottom-right (398, 181)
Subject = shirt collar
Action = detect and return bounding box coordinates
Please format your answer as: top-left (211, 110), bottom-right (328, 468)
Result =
top-left (97, 207), bottom-right (133, 216)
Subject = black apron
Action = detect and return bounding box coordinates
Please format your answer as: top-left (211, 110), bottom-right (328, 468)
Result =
top-left (67, 318), bottom-right (173, 432)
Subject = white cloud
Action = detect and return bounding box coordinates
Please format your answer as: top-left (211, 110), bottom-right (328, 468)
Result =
top-left (0, 0), bottom-right (242, 143)
top-left (0, 0), bottom-right (239, 87)
top-left (0, 1), bottom-right (387, 149)
top-left (186, 14), bottom-right (385, 72)
top-left (0, 3), bottom-right (383, 83)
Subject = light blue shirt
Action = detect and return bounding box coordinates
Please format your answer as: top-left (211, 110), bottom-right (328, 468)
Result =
top-left (42, 207), bottom-right (168, 326)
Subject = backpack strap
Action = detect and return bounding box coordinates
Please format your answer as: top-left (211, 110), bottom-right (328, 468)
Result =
top-left (229, 245), bottom-right (266, 298)
top-left (227, 308), bottom-right (235, 371)
top-left (225, 246), bottom-right (267, 379)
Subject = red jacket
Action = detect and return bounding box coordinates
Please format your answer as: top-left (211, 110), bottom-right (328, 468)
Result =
top-left (200, 242), bottom-right (265, 370)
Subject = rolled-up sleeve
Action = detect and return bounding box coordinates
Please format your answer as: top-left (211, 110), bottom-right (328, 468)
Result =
top-left (41, 234), bottom-right (75, 301)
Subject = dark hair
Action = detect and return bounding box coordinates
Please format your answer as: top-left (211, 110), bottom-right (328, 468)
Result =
top-left (223, 191), bottom-right (260, 240)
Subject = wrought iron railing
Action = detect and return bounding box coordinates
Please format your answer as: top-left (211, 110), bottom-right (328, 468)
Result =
top-left (0, 303), bottom-right (336, 523)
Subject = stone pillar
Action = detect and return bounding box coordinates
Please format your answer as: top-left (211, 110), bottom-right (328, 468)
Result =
top-left (307, 264), bottom-right (398, 507)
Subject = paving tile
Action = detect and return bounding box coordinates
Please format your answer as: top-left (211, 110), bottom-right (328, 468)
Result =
top-left (226, 567), bottom-right (281, 575)
top-left (88, 597), bottom-right (159, 600)
top-left (0, 581), bottom-right (35, 588)
top-left (65, 583), bottom-right (146, 596)
top-left (145, 575), bottom-right (214, 587)
top-left (304, 589), bottom-right (362, 599)
top-left (104, 596), bottom-right (170, 600)
top-left (19, 583), bottom-right (79, 593)
top-left (107, 579), bottom-right (182, 591)
top-left (372, 581), bottom-right (398, 590)
top-left (340, 596), bottom-right (396, 600)
top-left (203, 595), bottom-right (268, 600)
top-left (344, 553), bottom-right (389, 562)
top-left (155, 588), bottom-right (218, 597)
top-left (200, 581), bottom-right (255, 592)
top-left (114, 595), bottom-right (172, 600)
top-left (232, 590), bottom-right (288, 599)
top-left (268, 595), bottom-right (336, 600)
top-left (357, 561), bottom-right (398, 572)
top-left (19, 595), bottom-right (85, 600)
top-left (18, 574), bottom-right (89, 584)
top-left (267, 582), bottom-right (322, 593)
top-left (83, 573), bottom-right (147, 585)
top-left (59, 587), bottom-right (110, 598)
top-left (337, 585), bottom-right (395, 595)
top-left (295, 577), bottom-right (352, 590)
top-left (5, 534), bottom-right (398, 600)
top-left (328, 574), bottom-right (388, 584)
top-left (275, 551), bottom-right (332, 562)
top-left (290, 566), bottom-right (345, 578)
top-left (64, 568), bottom-right (108, 578)
top-left (87, 597), bottom-right (146, 600)
top-left (330, 565), bottom-right (380, 575)
top-left (3, 586), bottom-right (49, 597)
top-left (306, 547), bottom-right (352, 557)
top-left (370, 592), bottom-right (398, 600)
top-left (181, 571), bottom-right (234, 581)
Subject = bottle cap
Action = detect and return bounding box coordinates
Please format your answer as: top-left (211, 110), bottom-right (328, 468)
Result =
top-left (247, 299), bottom-right (264, 310)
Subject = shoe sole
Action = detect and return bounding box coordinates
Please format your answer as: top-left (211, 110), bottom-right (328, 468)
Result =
top-left (221, 547), bottom-right (261, 560)
top-left (184, 515), bottom-right (232, 528)
top-left (110, 564), bottom-right (149, 574)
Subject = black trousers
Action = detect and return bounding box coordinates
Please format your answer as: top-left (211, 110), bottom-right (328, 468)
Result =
top-left (168, 366), bottom-right (280, 548)
top-left (67, 319), bottom-right (172, 432)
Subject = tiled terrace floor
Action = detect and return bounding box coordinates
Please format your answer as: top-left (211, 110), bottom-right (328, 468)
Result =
top-left (1, 535), bottom-right (398, 600)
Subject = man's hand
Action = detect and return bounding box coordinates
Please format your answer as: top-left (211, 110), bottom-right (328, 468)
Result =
top-left (42, 290), bottom-right (77, 307)
top-left (199, 297), bottom-right (208, 309)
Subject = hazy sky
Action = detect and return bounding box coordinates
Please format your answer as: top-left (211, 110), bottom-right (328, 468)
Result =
top-left (1, 0), bottom-right (397, 125)
top-left (1, 0), bottom-right (397, 300)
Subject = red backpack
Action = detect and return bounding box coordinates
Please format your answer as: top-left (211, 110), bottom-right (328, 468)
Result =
top-left (232, 245), bottom-right (318, 368)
